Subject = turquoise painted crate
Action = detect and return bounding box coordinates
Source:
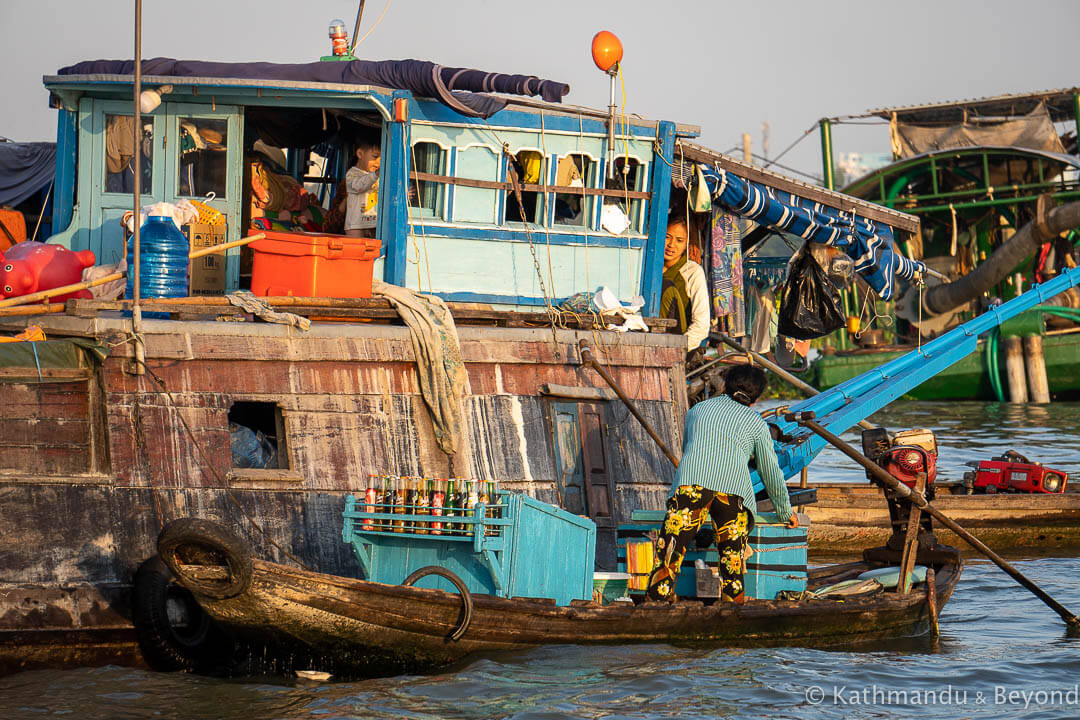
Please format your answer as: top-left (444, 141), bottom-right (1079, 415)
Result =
top-left (616, 510), bottom-right (808, 599)
top-left (745, 514), bottom-right (808, 599)
top-left (342, 491), bottom-right (595, 606)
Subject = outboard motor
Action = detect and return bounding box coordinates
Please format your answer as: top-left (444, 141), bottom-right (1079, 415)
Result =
top-left (862, 428), bottom-right (939, 553)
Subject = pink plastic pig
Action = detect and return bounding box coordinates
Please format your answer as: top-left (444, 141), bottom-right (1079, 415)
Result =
top-left (0, 242), bottom-right (97, 303)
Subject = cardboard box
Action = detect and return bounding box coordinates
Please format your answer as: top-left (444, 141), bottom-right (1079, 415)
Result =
top-left (185, 223), bottom-right (227, 295)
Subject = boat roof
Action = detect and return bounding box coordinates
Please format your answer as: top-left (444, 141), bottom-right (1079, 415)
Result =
top-left (679, 141), bottom-right (920, 233)
top-left (840, 87), bottom-right (1080, 124)
top-left (44, 58), bottom-right (701, 136)
top-left (842, 144), bottom-right (1080, 195)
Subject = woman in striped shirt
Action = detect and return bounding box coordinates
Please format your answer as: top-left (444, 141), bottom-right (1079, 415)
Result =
top-left (646, 364), bottom-right (797, 603)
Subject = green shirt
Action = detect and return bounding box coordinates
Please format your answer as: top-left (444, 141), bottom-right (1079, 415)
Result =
top-left (672, 394), bottom-right (792, 520)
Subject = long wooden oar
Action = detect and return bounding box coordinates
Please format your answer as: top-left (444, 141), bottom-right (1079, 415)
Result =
top-left (578, 339), bottom-right (680, 467)
top-left (789, 410), bottom-right (1080, 631)
top-left (712, 331), bottom-right (875, 431)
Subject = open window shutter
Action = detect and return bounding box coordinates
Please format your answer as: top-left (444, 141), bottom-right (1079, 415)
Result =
top-left (578, 404), bottom-right (614, 528)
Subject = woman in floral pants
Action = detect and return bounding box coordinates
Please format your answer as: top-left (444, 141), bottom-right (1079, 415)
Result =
top-left (644, 364), bottom-right (797, 603)
top-left (646, 485), bottom-right (752, 602)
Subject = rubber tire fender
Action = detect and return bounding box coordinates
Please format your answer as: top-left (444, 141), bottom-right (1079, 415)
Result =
top-left (158, 518), bottom-right (253, 599)
top-left (402, 565), bottom-right (473, 641)
top-left (131, 555), bottom-right (233, 672)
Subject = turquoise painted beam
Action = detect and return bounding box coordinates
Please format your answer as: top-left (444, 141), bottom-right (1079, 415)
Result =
top-left (642, 121), bottom-right (675, 316)
top-left (52, 109), bottom-right (78, 237)
top-left (382, 91), bottom-right (410, 285)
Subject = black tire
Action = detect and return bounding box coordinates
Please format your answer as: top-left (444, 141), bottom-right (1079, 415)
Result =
top-left (402, 565), bottom-right (473, 641)
top-left (158, 518), bottom-right (253, 599)
top-left (132, 555), bottom-right (234, 672)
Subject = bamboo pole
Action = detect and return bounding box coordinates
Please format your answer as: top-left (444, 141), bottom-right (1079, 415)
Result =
top-left (578, 340), bottom-right (680, 468)
top-left (0, 303), bottom-right (65, 317)
top-left (187, 233), bottom-right (265, 260)
top-left (791, 411), bottom-right (1080, 631)
top-left (0, 272), bottom-right (125, 309)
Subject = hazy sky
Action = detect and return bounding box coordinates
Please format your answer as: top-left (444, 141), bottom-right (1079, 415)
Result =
top-left (2, 0), bottom-right (1077, 180)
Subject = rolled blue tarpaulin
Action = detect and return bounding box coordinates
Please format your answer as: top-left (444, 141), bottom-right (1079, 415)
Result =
top-left (0, 142), bottom-right (55, 207)
top-left (701, 165), bottom-right (926, 299)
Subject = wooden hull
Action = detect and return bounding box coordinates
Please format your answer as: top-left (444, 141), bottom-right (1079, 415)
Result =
top-left (801, 483), bottom-right (1080, 554)
top-left (178, 556), bottom-right (962, 678)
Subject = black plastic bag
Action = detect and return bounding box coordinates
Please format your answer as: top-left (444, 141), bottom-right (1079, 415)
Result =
top-left (777, 246), bottom-right (846, 340)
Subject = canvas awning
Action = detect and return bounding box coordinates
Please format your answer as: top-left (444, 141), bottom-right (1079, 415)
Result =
top-left (701, 165), bottom-right (927, 299)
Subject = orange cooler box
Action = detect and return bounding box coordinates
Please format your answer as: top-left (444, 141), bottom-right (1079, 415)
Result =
top-left (250, 231), bottom-right (381, 298)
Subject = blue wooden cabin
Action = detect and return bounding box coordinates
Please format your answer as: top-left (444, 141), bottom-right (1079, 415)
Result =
top-left (42, 59), bottom-right (701, 315)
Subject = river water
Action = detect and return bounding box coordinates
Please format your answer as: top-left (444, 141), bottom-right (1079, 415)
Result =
top-left (2, 401), bottom-right (1079, 719)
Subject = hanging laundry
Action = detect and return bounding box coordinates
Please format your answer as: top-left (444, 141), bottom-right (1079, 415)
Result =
top-left (710, 208), bottom-right (746, 336)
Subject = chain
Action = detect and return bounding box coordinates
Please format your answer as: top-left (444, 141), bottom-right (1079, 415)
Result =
top-left (505, 154), bottom-right (561, 357)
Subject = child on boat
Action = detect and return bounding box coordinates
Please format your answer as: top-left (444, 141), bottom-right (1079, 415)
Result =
top-left (345, 135), bottom-right (381, 238)
top-left (646, 364), bottom-right (797, 603)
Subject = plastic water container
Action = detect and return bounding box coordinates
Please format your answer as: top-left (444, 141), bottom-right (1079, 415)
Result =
top-left (126, 215), bottom-right (189, 300)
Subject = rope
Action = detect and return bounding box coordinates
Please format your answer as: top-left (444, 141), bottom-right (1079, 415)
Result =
top-left (351, 0), bottom-right (391, 48)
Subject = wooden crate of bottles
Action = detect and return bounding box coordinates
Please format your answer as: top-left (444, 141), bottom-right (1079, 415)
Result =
top-left (342, 476), bottom-right (596, 606)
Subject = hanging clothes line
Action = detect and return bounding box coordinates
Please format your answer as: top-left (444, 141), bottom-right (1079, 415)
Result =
top-left (700, 165), bottom-right (928, 300)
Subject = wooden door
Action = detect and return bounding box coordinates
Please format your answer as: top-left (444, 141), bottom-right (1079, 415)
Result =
top-left (86, 99), bottom-right (166, 265)
top-left (550, 401), bottom-right (615, 527)
top-left (161, 103), bottom-right (243, 290)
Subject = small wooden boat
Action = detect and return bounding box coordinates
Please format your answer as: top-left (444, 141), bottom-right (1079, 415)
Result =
top-left (161, 519), bottom-right (962, 679)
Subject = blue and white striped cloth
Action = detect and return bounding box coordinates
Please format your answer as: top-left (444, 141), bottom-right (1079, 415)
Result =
top-left (672, 394), bottom-right (793, 521)
top-left (701, 165), bottom-right (926, 299)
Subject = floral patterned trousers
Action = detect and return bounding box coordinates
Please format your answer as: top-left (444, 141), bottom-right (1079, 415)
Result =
top-left (645, 485), bottom-right (753, 602)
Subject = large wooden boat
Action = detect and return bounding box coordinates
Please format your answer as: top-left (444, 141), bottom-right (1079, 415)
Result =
top-left (806, 90), bottom-right (1080, 400)
top-left (161, 520), bottom-right (962, 679)
top-left (0, 42), bottom-right (943, 678)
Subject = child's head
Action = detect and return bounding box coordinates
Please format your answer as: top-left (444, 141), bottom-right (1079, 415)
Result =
top-left (354, 139), bottom-right (380, 173)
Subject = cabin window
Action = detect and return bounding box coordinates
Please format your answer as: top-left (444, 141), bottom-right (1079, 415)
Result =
top-left (410, 141), bottom-right (447, 220)
top-left (177, 117), bottom-right (229, 198)
top-left (606, 157), bottom-right (647, 233)
top-left (453, 145), bottom-right (500, 224)
top-left (554, 153), bottom-right (597, 227)
top-left (228, 401), bottom-right (287, 470)
top-left (505, 150), bottom-right (545, 224)
top-left (103, 114), bottom-right (154, 194)
top-left (550, 401), bottom-right (615, 528)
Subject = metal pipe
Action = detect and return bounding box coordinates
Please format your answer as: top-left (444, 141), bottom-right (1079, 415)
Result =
top-left (131, 0), bottom-right (145, 375)
top-left (578, 340), bottom-right (679, 467)
top-left (606, 70), bottom-right (617, 179)
top-left (791, 412), bottom-right (1080, 631)
top-left (711, 331), bottom-right (876, 431)
top-left (349, 0), bottom-right (367, 54)
top-left (818, 119), bottom-right (834, 190)
top-left (925, 200), bottom-right (1080, 314)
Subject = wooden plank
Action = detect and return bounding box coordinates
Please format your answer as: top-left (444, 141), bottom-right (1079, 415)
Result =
top-left (0, 445), bottom-right (90, 474)
top-left (410, 171), bottom-right (651, 199)
top-left (0, 418), bottom-right (89, 445)
top-left (1, 383), bottom-right (89, 420)
top-left (0, 367), bottom-right (91, 380)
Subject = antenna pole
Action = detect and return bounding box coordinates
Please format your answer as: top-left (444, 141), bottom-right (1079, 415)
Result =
top-left (350, 0), bottom-right (367, 54)
top-left (131, 0), bottom-right (145, 375)
top-left (606, 66), bottom-right (619, 179)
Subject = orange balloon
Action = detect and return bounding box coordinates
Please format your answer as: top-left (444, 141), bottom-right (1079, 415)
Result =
top-left (591, 30), bottom-right (623, 73)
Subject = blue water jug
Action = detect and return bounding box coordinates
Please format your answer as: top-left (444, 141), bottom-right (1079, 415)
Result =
top-left (126, 215), bottom-right (189, 300)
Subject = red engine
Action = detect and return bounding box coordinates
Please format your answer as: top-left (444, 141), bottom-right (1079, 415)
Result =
top-left (881, 445), bottom-right (938, 488)
top-left (968, 451), bottom-right (1067, 494)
